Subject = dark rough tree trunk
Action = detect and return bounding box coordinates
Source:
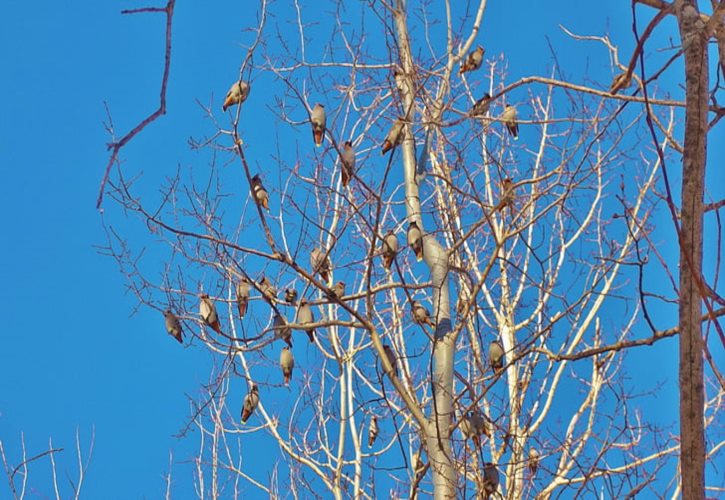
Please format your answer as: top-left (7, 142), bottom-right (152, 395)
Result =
top-left (674, 1), bottom-right (707, 498)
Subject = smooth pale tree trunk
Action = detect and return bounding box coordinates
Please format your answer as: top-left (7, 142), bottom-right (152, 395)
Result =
top-left (674, 1), bottom-right (707, 498)
top-left (393, 1), bottom-right (457, 498)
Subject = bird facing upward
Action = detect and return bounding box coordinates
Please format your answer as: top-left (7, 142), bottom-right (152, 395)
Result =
top-left (311, 104), bottom-right (326, 147)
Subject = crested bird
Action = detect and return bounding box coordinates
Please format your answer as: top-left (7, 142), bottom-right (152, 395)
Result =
top-left (241, 384), bottom-right (259, 423)
top-left (411, 300), bottom-right (435, 327)
top-left (470, 93), bottom-right (492, 116)
top-left (296, 299), bottom-right (316, 343)
top-left (482, 462), bottom-right (499, 499)
top-left (163, 310), bottom-right (183, 344)
top-left (280, 346), bottom-right (295, 386)
top-left (381, 230), bottom-right (399, 270)
top-left (528, 447), bottom-right (540, 475)
top-left (284, 288), bottom-right (298, 304)
top-left (329, 281), bottom-right (346, 299)
top-left (236, 277), bottom-right (251, 319)
top-left (273, 313), bottom-right (293, 348)
top-left (460, 46), bottom-right (485, 74)
top-left (382, 344), bottom-right (398, 377)
top-left (340, 141), bottom-right (356, 187)
top-left (407, 221), bottom-right (423, 262)
top-left (199, 293), bottom-right (222, 334)
top-left (259, 275), bottom-right (277, 303)
top-left (609, 72), bottom-right (632, 95)
top-left (310, 247), bottom-right (332, 283)
top-left (368, 415), bottom-right (379, 447)
top-left (251, 174), bottom-right (270, 211)
top-left (495, 177), bottom-right (515, 213)
top-left (311, 103), bottom-right (326, 147)
top-left (381, 118), bottom-right (404, 155)
top-left (489, 340), bottom-right (504, 373)
top-left (222, 81), bottom-right (250, 111)
top-left (502, 105), bottom-right (518, 139)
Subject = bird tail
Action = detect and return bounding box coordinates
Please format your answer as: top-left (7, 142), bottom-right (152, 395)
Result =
top-left (414, 243), bottom-right (423, 262)
top-left (314, 129), bottom-right (323, 147)
top-left (306, 329), bottom-right (315, 343)
top-left (383, 254), bottom-right (393, 270)
top-left (381, 141), bottom-right (391, 155)
top-left (237, 299), bottom-right (247, 319)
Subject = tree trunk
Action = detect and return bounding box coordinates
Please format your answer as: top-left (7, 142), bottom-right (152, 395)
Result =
top-left (674, 1), bottom-right (707, 498)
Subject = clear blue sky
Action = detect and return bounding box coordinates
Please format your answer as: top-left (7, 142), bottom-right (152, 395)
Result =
top-left (0, 1), bottom-right (722, 498)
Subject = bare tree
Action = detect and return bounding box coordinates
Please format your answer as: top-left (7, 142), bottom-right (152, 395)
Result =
top-left (98, 0), bottom-right (724, 498)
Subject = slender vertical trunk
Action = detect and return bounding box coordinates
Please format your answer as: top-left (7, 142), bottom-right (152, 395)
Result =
top-left (674, 1), bottom-right (707, 497)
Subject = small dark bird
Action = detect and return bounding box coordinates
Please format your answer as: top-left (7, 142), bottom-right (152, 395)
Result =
top-left (311, 103), bottom-right (326, 147)
top-left (259, 275), bottom-right (277, 303)
top-left (381, 230), bottom-right (399, 270)
top-left (236, 277), bottom-right (251, 319)
top-left (609, 72), bottom-right (632, 95)
top-left (273, 313), bottom-right (293, 348)
top-left (222, 81), bottom-right (250, 111)
top-left (163, 310), bottom-right (183, 344)
top-left (460, 46), bottom-right (485, 74)
top-left (502, 105), bottom-right (518, 139)
top-left (296, 299), bottom-right (316, 343)
top-left (495, 177), bottom-right (515, 213)
top-left (470, 93), bottom-right (492, 116)
top-left (199, 294), bottom-right (222, 334)
top-left (413, 452), bottom-right (426, 482)
top-left (329, 281), bottom-right (346, 299)
top-left (251, 174), bottom-right (270, 211)
top-left (411, 300), bottom-right (435, 327)
top-left (280, 346), bottom-right (295, 386)
top-left (284, 288), bottom-right (298, 304)
top-left (368, 415), bottom-right (379, 448)
top-left (407, 221), bottom-right (423, 262)
top-left (489, 341), bottom-right (504, 373)
top-left (241, 384), bottom-right (259, 423)
top-left (482, 462), bottom-right (500, 499)
top-left (382, 343), bottom-right (398, 377)
top-left (381, 118), bottom-right (404, 155)
top-left (310, 247), bottom-right (332, 283)
top-left (528, 448), bottom-right (540, 475)
top-left (341, 141), bottom-right (356, 187)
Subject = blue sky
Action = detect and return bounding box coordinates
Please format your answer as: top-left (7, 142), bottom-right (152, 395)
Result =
top-left (1, 1), bottom-right (722, 498)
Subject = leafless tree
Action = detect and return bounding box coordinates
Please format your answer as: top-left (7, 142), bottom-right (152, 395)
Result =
top-left (97, 0), bottom-right (724, 498)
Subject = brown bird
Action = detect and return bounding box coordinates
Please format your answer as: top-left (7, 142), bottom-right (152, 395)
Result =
top-left (495, 177), bottom-right (515, 213)
top-left (284, 288), bottom-right (298, 304)
top-left (382, 343), bottom-right (398, 377)
top-left (528, 447), bottom-right (540, 475)
top-left (236, 277), bottom-right (251, 319)
top-left (222, 81), bottom-right (250, 111)
top-left (280, 346), bottom-right (295, 386)
top-left (241, 384), bottom-right (259, 423)
top-left (460, 410), bottom-right (487, 448)
top-left (502, 105), bottom-right (518, 139)
top-left (310, 247), bottom-right (332, 283)
top-left (259, 275), bottom-right (277, 303)
top-left (609, 71), bottom-right (632, 95)
top-left (199, 294), bottom-right (222, 334)
top-left (470, 93), bottom-right (492, 116)
top-left (311, 103), bottom-right (326, 147)
top-left (413, 452), bottom-right (426, 482)
top-left (273, 313), bottom-right (293, 348)
top-left (329, 281), bottom-right (346, 299)
top-left (340, 141), bottom-right (356, 187)
top-left (381, 230), bottom-right (399, 270)
top-left (296, 299), bottom-right (316, 343)
top-left (163, 310), bottom-right (183, 344)
top-left (460, 46), bottom-right (485, 74)
top-left (411, 300), bottom-right (435, 327)
top-left (489, 340), bottom-right (504, 373)
top-left (482, 462), bottom-right (499, 499)
top-left (407, 221), bottom-right (423, 262)
top-left (251, 174), bottom-right (270, 211)
top-left (368, 415), bottom-right (379, 447)
top-left (381, 118), bottom-right (405, 155)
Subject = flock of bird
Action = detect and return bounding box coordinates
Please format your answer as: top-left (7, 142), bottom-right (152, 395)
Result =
top-left (159, 44), bottom-right (531, 493)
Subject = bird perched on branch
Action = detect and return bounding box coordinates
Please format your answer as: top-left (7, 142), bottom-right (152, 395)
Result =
top-left (340, 141), bottom-right (356, 187)
top-left (411, 300), bottom-right (435, 327)
top-left (381, 230), bottom-right (399, 270)
top-left (382, 344), bottom-right (398, 377)
top-left (609, 71), bottom-right (632, 95)
top-left (495, 177), bottom-right (515, 213)
top-left (460, 410), bottom-right (487, 448)
top-left (329, 281), bottom-right (346, 299)
top-left (259, 275), bottom-right (276, 304)
top-left (528, 447), bottom-right (540, 475)
top-left (280, 346), bottom-right (295, 386)
top-left (163, 310), bottom-right (183, 344)
top-left (470, 93), bottom-right (492, 116)
top-left (381, 118), bottom-right (404, 155)
top-left (284, 288), bottom-right (298, 304)
top-left (482, 462), bottom-right (500, 499)
top-left (407, 221), bottom-right (423, 262)
top-left (502, 105), bottom-right (518, 139)
top-left (310, 247), bottom-right (332, 283)
top-left (222, 81), bottom-right (250, 111)
top-left (236, 277), bottom-right (251, 319)
top-left (368, 415), bottom-right (379, 447)
top-left (251, 174), bottom-right (269, 211)
top-left (273, 313), bottom-right (293, 348)
top-left (489, 340), bottom-right (504, 373)
top-left (311, 103), bottom-right (326, 147)
top-left (460, 46), bottom-right (485, 74)
top-left (296, 299), bottom-right (316, 343)
top-left (241, 384), bottom-right (259, 423)
top-left (199, 293), bottom-right (222, 334)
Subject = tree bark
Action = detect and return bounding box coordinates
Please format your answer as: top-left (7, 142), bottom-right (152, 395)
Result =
top-left (674, 1), bottom-right (707, 498)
